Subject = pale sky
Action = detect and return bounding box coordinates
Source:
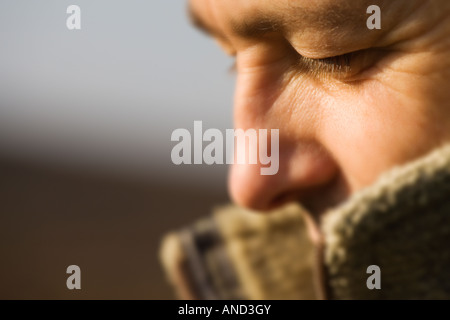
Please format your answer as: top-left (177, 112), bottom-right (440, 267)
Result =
top-left (0, 1), bottom-right (235, 186)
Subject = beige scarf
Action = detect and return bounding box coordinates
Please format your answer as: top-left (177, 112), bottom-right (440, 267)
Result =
top-left (160, 144), bottom-right (450, 300)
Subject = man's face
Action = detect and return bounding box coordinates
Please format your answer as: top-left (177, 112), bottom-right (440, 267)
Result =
top-left (189, 0), bottom-right (450, 219)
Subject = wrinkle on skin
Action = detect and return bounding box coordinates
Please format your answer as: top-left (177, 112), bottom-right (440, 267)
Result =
top-left (189, 0), bottom-right (450, 225)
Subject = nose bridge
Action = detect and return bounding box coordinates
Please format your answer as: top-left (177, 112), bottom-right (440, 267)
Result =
top-left (229, 66), bottom-right (341, 211)
top-left (228, 72), bottom-right (288, 210)
top-left (233, 72), bottom-right (275, 130)
top-left (233, 68), bottom-right (320, 141)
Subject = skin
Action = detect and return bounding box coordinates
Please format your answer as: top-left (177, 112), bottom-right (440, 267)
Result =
top-left (188, 0), bottom-right (450, 242)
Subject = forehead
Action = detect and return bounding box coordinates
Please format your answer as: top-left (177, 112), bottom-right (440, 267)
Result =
top-left (188, 0), bottom-right (383, 56)
top-left (189, 0), bottom-right (370, 31)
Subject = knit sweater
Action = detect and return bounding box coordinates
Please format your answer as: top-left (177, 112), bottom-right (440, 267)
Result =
top-left (160, 144), bottom-right (450, 300)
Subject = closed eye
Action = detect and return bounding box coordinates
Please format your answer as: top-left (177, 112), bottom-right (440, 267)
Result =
top-left (228, 53), bottom-right (355, 77)
top-left (307, 54), bottom-right (353, 72)
top-left (296, 49), bottom-right (382, 81)
top-left (298, 52), bottom-right (355, 79)
top-left (226, 48), bottom-right (383, 81)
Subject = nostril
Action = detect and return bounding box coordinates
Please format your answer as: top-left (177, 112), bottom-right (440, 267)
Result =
top-left (269, 192), bottom-right (294, 210)
top-left (228, 137), bottom-right (343, 214)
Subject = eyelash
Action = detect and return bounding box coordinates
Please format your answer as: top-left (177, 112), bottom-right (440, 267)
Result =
top-left (309, 54), bottom-right (353, 70)
top-left (227, 52), bottom-right (355, 75)
top-left (298, 53), bottom-right (355, 78)
top-left (226, 49), bottom-right (373, 82)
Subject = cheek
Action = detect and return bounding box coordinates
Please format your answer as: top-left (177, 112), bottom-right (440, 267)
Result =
top-left (233, 52), bottom-right (450, 196)
top-left (319, 79), bottom-right (447, 192)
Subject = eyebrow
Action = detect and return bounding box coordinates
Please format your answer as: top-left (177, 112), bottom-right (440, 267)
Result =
top-left (187, 3), bottom-right (283, 40)
top-left (232, 18), bottom-right (283, 38)
top-left (187, 1), bottom-right (374, 58)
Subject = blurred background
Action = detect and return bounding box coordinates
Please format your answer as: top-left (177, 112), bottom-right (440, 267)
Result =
top-left (0, 1), bottom-right (235, 299)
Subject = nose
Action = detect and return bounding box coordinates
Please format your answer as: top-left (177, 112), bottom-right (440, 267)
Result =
top-left (228, 67), bottom-right (340, 213)
top-left (229, 141), bottom-right (340, 212)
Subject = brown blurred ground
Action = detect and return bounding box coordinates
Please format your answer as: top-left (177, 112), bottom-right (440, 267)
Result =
top-left (0, 157), bottom-right (228, 299)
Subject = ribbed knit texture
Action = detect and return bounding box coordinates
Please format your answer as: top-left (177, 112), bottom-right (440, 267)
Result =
top-left (214, 204), bottom-right (316, 300)
top-left (162, 144), bottom-right (450, 300)
top-left (160, 204), bottom-right (317, 300)
top-left (322, 144), bottom-right (450, 299)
